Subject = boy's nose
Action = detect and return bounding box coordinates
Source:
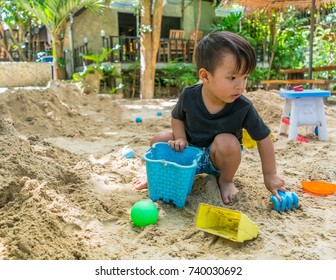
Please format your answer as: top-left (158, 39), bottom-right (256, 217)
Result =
top-left (234, 79), bottom-right (245, 90)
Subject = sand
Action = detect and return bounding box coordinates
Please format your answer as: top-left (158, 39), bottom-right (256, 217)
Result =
top-left (0, 81), bottom-right (335, 260)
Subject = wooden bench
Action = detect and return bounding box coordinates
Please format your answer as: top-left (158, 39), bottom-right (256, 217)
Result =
top-left (261, 65), bottom-right (336, 91)
top-left (261, 79), bottom-right (331, 89)
top-left (279, 65), bottom-right (336, 76)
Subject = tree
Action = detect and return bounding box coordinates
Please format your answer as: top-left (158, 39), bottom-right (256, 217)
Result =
top-left (0, 0), bottom-right (38, 62)
top-left (139, 0), bottom-right (163, 99)
top-left (16, 0), bottom-right (104, 80)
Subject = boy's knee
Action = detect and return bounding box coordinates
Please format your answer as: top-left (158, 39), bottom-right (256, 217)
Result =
top-left (150, 131), bottom-right (174, 145)
top-left (212, 133), bottom-right (240, 153)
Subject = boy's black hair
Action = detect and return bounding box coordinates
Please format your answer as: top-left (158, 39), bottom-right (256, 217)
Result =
top-left (195, 31), bottom-right (257, 75)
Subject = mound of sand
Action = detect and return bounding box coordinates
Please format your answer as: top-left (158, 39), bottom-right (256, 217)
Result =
top-left (0, 81), bottom-right (335, 260)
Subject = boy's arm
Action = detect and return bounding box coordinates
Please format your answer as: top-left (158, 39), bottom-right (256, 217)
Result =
top-left (170, 117), bottom-right (188, 151)
top-left (257, 136), bottom-right (286, 201)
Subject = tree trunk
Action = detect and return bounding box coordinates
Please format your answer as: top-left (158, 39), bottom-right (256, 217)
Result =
top-left (192, 0), bottom-right (202, 64)
top-left (7, 26), bottom-right (27, 61)
top-left (51, 21), bottom-right (67, 80)
top-left (140, 0), bottom-right (163, 99)
top-left (55, 36), bottom-right (66, 80)
top-left (267, 14), bottom-right (277, 80)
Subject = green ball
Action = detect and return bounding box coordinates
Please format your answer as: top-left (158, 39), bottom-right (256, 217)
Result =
top-left (131, 200), bottom-right (159, 227)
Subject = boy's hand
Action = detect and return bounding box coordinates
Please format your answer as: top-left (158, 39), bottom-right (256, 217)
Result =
top-left (264, 173), bottom-right (287, 202)
top-left (168, 138), bottom-right (188, 152)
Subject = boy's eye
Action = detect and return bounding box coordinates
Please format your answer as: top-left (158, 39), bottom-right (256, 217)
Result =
top-left (228, 77), bottom-right (235, 80)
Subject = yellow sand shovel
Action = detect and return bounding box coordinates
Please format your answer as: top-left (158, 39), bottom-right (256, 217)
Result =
top-left (195, 203), bottom-right (258, 242)
top-left (242, 129), bottom-right (275, 149)
top-left (242, 129), bottom-right (257, 148)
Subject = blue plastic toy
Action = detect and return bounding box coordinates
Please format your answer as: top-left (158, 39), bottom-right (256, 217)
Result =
top-left (156, 111), bottom-right (162, 117)
top-left (122, 147), bottom-right (134, 158)
top-left (143, 142), bottom-right (203, 208)
top-left (135, 116), bottom-right (142, 123)
top-left (270, 191), bottom-right (299, 212)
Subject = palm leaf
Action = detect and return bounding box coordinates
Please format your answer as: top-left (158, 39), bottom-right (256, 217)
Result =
top-left (17, 0), bottom-right (104, 33)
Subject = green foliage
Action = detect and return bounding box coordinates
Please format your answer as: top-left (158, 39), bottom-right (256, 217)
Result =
top-left (73, 47), bottom-right (124, 94)
top-left (0, 0), bottom-right (39, 29)
top-left (16, 0), bottom-right (104, 78)
top-left (247, 68), bottom-right (268, 91)
top-left (312, 25), bottom-right (335, 67)
top-left (213, 12), bottom-right (243, 33)
top-left (123, 61), bottom-right (140, 98)
top-left (16, 0), bottom-right (103, 33)
top-left (213, 12), bottom-right (255, 48)
top-left (160, 60), bottom-right (198, 90)
top-left (0, 0), bottom-right (41, 61)
top-left (240, 5), bottom-right (336, 85)
top-left (109, 83), bottom-right (124, 94)
top-left (241, 11), bottom-right (269, 50)
top-left (73, 47), bottom-right (114, 80)
top-left (271, 9), bottom-right (309, 71)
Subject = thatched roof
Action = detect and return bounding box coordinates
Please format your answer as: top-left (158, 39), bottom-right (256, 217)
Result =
top-left (232, 0), bottom-right (335, 11)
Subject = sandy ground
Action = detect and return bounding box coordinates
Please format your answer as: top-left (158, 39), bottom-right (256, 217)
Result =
top-left (0, 81), bottom-right (335, 260)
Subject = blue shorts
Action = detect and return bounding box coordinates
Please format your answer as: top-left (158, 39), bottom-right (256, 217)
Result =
top-left (194, 146), bottom-right (220, 175)
top-left (193, 145), bottom-right (243, 175)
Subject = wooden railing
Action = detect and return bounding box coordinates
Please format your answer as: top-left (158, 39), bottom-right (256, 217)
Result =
top-left (75, 35), bottom-right (269, 67)
top-left (102, 35), bottom-right (140, 63)
top-left (0, 36), bottom-right (273, 71)
top-left (100, 35), bottom-right (197, 64)
top-left (74, 43), bottom-right (89, 68)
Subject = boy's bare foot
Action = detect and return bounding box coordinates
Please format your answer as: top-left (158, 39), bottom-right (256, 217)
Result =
top-left (218, 180), bottom-right (239, 205)
top-left (131, 177), bottom-right (148, 190)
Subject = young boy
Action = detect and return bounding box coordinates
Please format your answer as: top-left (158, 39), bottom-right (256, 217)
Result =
top-left (132, 31), bottom-right (286, 205)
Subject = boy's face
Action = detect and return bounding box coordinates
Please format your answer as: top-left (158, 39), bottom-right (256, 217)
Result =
top-left (199, 53), bottom-right (249, 104)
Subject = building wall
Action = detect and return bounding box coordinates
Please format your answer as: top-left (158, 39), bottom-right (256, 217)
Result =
top-left (165, 1), bottom-right (216, 38)
top-left (163, 1), bottom-right (183, 17)
top-left (181, 1), bottom-right (195, 38)
top-left (66, 1), bottom-right (217, 74)
top-left (0, 62), bottom-right (52, 87)
top-left (193, 1), bottom-right (216, 36)
top-left (69, 8), bottom-right (119, 54)
top-left (65, 2), bottom-right (216, 52)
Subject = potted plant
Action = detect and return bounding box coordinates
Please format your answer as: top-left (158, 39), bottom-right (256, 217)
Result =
top-left (73, 47), bottom-right (117, 92)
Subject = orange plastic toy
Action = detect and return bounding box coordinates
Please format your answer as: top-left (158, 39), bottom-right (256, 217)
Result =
top-left (301, 181), bottom-right (336, 195)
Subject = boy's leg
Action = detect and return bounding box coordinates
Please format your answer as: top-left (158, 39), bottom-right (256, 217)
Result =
top-left (150, 131), bottom-right (174, 146)
top-left (210, 133), bottom-right (241, 204)
top-left (132, 131), bottom-right (174, 190)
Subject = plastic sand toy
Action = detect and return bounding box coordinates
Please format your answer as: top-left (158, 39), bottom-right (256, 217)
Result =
top-left (195, 203), bottom-right (258, 242)
top-left (122, 147), bottom-right (134, 158)
top-left (143, 142), bottom-right (203, 208)
top-left (270, 191), bottom-right (299, 212)
top-left (130, 200), bottom-right (158, 227)
top-left (301, 181), bottom-right (336, 195)
top-left (296, 135), bottom-right (309, 143)
top-left (242, 129), bottom-right (275, 148)
top-left (242, 129), bottom-right (257, 148)
top-left (293, 85), bottom-right (303, 91)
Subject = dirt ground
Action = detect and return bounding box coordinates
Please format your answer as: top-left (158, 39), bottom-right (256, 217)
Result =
top-left (0, 81), bottom-right (335, 260)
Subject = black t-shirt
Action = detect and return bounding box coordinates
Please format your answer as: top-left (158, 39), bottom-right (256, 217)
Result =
top-left (171, 83), bottom-right (270, 147)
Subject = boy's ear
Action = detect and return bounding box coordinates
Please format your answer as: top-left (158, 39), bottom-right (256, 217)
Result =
top-left (199, 68), bottom-right (209, 83)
